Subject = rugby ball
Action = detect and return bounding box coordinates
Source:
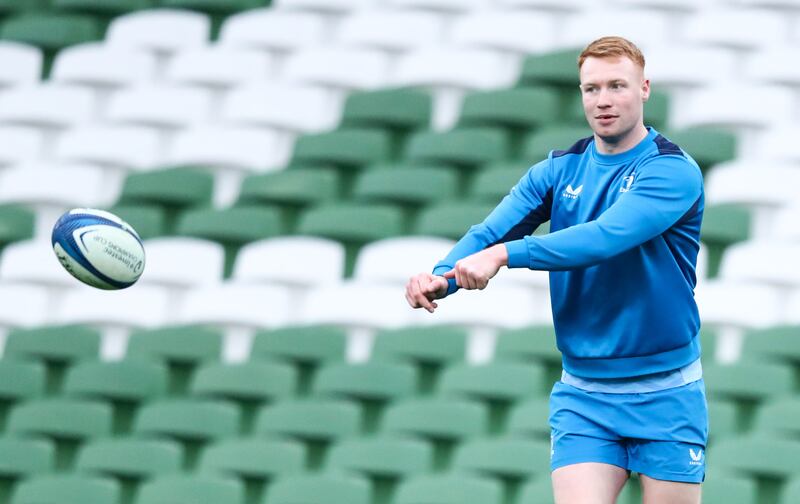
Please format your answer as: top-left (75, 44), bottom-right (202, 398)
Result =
top-left (51, 208), bottom-right (145, 290)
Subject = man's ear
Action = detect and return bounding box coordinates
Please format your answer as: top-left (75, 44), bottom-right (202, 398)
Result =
top-left (641, 78), bottom-right (651, 103)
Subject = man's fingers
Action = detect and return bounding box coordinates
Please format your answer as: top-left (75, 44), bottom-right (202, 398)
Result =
top-left (442, 269), bottom-right (455, 279)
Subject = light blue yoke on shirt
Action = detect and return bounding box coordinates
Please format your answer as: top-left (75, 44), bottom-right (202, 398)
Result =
top-left (561, 357), bottom-right (703, 393)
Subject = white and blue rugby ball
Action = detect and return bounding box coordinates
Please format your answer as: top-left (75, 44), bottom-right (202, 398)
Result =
top-left (52, 208), bottom-right (146, 290)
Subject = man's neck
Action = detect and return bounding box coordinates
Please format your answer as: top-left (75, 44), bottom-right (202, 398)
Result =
top-left (594, 124), bottom-right (649, 155)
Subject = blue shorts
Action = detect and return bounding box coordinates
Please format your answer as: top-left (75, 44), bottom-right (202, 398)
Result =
top-left (549, 379), bottom-right (708, 483)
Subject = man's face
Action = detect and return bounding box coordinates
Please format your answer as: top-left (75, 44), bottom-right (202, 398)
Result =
top-left (579, 56), bottom-right (649, 143)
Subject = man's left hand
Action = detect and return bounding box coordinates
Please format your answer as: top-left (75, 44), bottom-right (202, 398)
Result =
top-left (443, 244), bottom-right (508, 290)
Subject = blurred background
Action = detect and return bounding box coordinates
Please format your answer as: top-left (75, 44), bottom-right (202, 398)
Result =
top-left (0, 0), bottom-right (799, 503)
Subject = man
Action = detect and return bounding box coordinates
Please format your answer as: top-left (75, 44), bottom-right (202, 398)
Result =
top-left (405, 36), bottom-right (707, 504)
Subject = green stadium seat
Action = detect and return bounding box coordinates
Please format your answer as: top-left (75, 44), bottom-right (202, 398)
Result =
top-left (251, 326), bottom-right (347, 396)
top-left (254, 399), bottom-right (360, 470)
top-left (63, 360), bottom-right (168, 434)
top-left (741, 326), bottom-right (800, 381)
top-left (702, 470), bottom-right (757, 504)
top-left (126, 325), bottom-right (223, 395)
top-left (0, 0), bottom-right (47, 16)
top-left (700, 327), bottom-right (718, 363)
top-left (0, 204), bottom-right (34, 250)
top-left (404, 127), bottom-right (510, 172)
top-left (52, 0), bottom-right (155, 18)
top-left (341, 88), bottom-right (432, 133)
top-left (312, 362), bottom-right (416, 433)
top-left (661, 127), bottom-right (736, 172)
top-left (704, 362), bottom-right (794, 431)
top-left (11, 475), bottom-right (120, 504)
top-left (236, 167), bottom-right (340, 229)
top-left (0, 438), bottom-right (54, 504)
top-left (506, 397), bottom-right (550, 441)
top-left (296, 202), bottom-right (406, 276)
top-left (521, 125), bottom-right (593, 164)
top-left (381, 398), bottom-right (488, 470)
top-left (7, 398), bottom-right (112, 470)
top-left (199, 439), bottom-right (305, 504)
top-left (564, 90), bottom-right (671, 130)
top-left (753, 398), bottom-right (800, 439)
top-left (265, 473), bottom-right (371, 504)
top-left (117, 167), bottom-right (214, 233)
top-left (517, 476), bottom-right (553, 503)
top-left (413, 202), bottom-right (497, 240)
top-left (458, 87), bottom-right (562, 134)
top-left (707, 398), bottom-right (739, 443)
top-left (494, 325), bottom-right (562, 386)
top-left (0, 360), bottom-right (44, 430)
top-left (394, 473), bottom-right (503, 504)
top-left (371, 326), bottom-right (468, 394)
top-left (327, 437), bottom-right (432, 504)
top-left (518, 48), bottom-right (582, 88)
top-left (4, 325), bottom-right (100, 393)
top-left (780, 477), bottom-right (800, 504)
top-left (352, 165), bottom-right (459, 214)
top-left (106, 204), bottom-right (167, 240)
top-left (439, 363), bottom-right (548, 433)
top-left (190, 362), bottom-right (296, 434)
top-left (468, 162), bottom-right (528, 204)
top-left (133, 399), bottom-right (239, 469)
top-left (135, 474), bottom-right (244, 504)
top-left (176, 205), bottom-right (284, 277)
top-left (700, 203), bottom-right (751, 278)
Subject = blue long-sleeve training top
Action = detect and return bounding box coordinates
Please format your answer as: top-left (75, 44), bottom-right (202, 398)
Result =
top-left (433, 127), bottom-right (704, 379)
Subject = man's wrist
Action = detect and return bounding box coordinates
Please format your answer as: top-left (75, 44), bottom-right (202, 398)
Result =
top-left (491, 244), bottom-right (509, 268)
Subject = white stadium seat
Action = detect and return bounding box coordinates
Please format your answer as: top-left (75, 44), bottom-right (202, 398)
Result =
top-left (0, 282), bottom-right (49, 328)
top-left (646, 46), bottom-right (737, 88)
top-left (0, 239), bottom-right (74, 288)
top-left (138, 237), bottom-right (225, 288)
top-left (105, 9), bottom-right (210, 54)
top-left (759, 125), bottom-right (800, 163)
top-left (718, 241), bottom-right (800, 288)
top-left (354, 236), bottom-right (456, 285)
top-left (51, 42), bottom-right (158, 89)
top-left (337, 11), bottom-right (445, 52)
top-left (0, 42), bottom-right (42, 88)
top-left (560, 10), bottom-right (672, 49)
top-left (53, 125), bottom-right (162, 170)
top-left (166, 125), bottom-right (287, 171)
top-left (385, 0), bottom-right (494, 13)
top-left (682, 7), bottom-right (790, 50)
top-left (420, 285), bottom-right (547, 329)
top-left (274, 0), bottom-right (379, 14)
top-left (746, 46), bottom-right (800, 86)
top-left (219, 9), bottom-right (329, 53)
top-left (785, 288), bottom-right (800, 325)
top-left (677, 84), bottom-right (794, 130)
top-left (0, 84), bottom-right (95, 128)
top-left (283, 48), bottom-right (392, 90)
top-left (450, 11), bottom-right (557, 54)
top-left (165, 47), bottom-right (274, 88)
top-left (0, 126), bottom-right (45, 166)
top-left (221, 82), bottom-right (341, 133)
top-left (300, 281), bottom-right (414, 329)
top-left (233, 236), bottom-right (346, 287)
top-left (610, 0), bottom-right (706, 11)
top-left (106, 85), bottom-right (213, 128)
top-left (496, 0), bottom-right (596, 11)
top-left (772, 205), bottom-right (800, 241)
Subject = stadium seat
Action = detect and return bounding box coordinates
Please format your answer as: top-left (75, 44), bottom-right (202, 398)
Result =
top-left (754, 397), bottom-right (800, 439)
top-left (506, 396), bottom-right (550, 440)
top-left (326, 437), bottom-right (433, 504)
top-left (703, 362), bottom-right (795, 431)
top-left (273, 0), bottom-right (374, 13)
top-left (465, 162), bottom-right (526, 202)
top-left (0, 360), bottom-right (44, 429)
top-left (450, 10), bottom-right (557, 55)
top-left (646, 46), bottom-right (738, 90)
top-left (405, 127), bottom-right (510, 171)
top-left (0, 438), bottom-right (54, 504)
top-left (11, 474), bottom-right (120, 504)
top-left (117, 167), bottom-right (214, 232)
top-left (516, 475), bottom-right (554, 504)
top-left (680, 84), bottom-right (793, 134)
top-left (166, 46), bottom-right (272, 88)
top-left (393, 473), bottom-right (503, 504)
top-left (759, 124), bottom-right (800, 164)
top-left (0, 283), bottom-right (49, 332)
top-left (353, 236), bottom-right (456, 286)
top-left (135, 474), bottom-right (244, 504)
top-left (337, 10), bottom-right (443, 52)
top-left (560, 9), bottom-right (671, 49)
top-left (137, 237), bottom-right (225, 289)
top-left (707, 398), bottom-right (739, 443)
top-left (371, 326), bottom-right (468, 394)
top-left (133, 399), bottom-right (239, 468)
top-left (51, 42), bottom-right (157, 90)
top-left (457, 87), bottom-right (562, 139)
top-left (741, 326), bottom-right (800, 372)
top-left (683, 7), bottom-right (788, 50)
top-left (284, 47), bottom-right (391, 91)
top-left (352, 165), bottom-right (459, 213)
top-left (159, 0), bottom-right (268, 38)
top-left (494, 326), bottom-right (561, 385)
top-left (250, 325), bottom-right (347, 395)
top-left (774, 204), bottom-right (800, 241)
top-left (106, 85), bottom-right (213, 129)
top-left (0, 41), bottom-right (42, 86)
top-left (63, 360), bottom-right (168, 433)
top-left (290, 128), bottom-right (394, 182)
top-left (517, 48), bottom-right (582, 88)
top-left (0, 84), bottom-right (95, 128)
top-left (190, 362), bottom-right (296, 433)
top-left (381, 398), bottom-right (488, 469)
top-left (176, 206), bottom-right (284, 276)
top-left (719, 242), bottom-right (800, 288)
top-left (53, 125), bottom-right (161, 171)
top-left (265, 473), bottom-right (371, 504)
top-left (105, 9), bottom-right (210, 54)
top-left (700, 203), bottom-right (751, 278)
top-left (223, 82), bottom-right (341, 133)
top-left (0, 0), bottom-right (47, 15)
top-left (412, 201), bottom-right (496, 240)
top-left (438, 362), bottom-right (547, 432)
top-left (7, 398), bottom-right (112, 469)
top-left (781, 476), bottom-right (800, 504)
top-left (296, 203), bottom-right (406, 276)
top-left (0, 205), bottom-right (34, 250)
top-left (312, 361), bottom-right (416, 432)
top-left (254, 399), bottom-right (360, 469)
top-left (340, 88), bottom-right (432, 136)
top-left (219, 9), bottom-right (328, 53)
top-left (4, 324), bottom-right (100, 393)
top-left (126, 325), bottom-right (223, 395)
top-left (662, 127), bottom-right (737, 173)
top-left (0, 126), bottom-right (44, 166)
top-left (52, 0), bottom-right (155, 17)
top-left (521, 125), bottom-right (594, 163)
top-left (452, 437), bottom-right (551, 490)
top-left (75, 438), bottom-right (182, 491)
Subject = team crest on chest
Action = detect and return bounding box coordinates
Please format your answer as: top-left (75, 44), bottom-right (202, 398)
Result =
top-left (620, 173), bottom-right (636, 193)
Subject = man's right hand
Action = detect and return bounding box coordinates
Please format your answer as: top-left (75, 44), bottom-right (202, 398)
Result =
top-left (404, 273), bottom-right (449, 313)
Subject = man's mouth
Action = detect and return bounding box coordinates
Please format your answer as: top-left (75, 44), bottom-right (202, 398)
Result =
top-left (596, 114), bottom-right (617, 119)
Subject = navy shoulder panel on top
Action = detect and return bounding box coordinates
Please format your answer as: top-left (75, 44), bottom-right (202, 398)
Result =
top-left (552, 136), bottom-right (594, 158)
top-left (653, 134), bottom-right (685, 157)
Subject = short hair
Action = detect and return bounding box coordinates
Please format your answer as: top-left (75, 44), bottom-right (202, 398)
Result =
top-left (578, 36), bottom-right (645, 70)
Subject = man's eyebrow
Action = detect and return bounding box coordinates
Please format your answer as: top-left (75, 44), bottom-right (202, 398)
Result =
top-left (580, 78), bottom-right (628, 86)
